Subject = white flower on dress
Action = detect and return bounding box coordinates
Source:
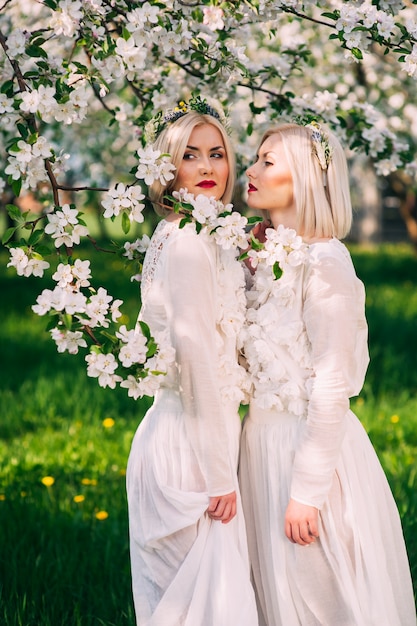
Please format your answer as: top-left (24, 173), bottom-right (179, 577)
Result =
top-left (242, 225), bottom-right (312, 413)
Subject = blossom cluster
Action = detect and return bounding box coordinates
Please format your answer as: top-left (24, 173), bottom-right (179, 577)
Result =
top-left (247, 225), bottom-right (309, 277)
top-left (30, 254), bottom-right (174, 396)
top-left (45, 204), bottom-right (89, 248)
top-left (171, 188), bottom-right (248, 250)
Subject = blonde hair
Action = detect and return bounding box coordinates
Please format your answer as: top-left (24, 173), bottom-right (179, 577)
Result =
top-left (149, 111), bottom-right (236, 217)
top-left (259, 123), bottom-right (352, 239)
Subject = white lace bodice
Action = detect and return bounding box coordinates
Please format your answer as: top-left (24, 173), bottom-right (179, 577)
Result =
top-left (141, 219), bottom-right (178, 302)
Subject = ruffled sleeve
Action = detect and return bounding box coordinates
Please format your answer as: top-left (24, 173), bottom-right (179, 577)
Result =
top-left (165, 228), bottom-right (235, 497)
top-left (290, 243), bottom-right (369, 509)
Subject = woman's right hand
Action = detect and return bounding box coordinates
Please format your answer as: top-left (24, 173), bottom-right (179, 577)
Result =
top-left (207, 491), bottom-right (237, 524)
top-left (250, 219), bottom-right (271, 244)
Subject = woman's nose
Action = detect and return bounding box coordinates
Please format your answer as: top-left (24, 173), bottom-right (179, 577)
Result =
top-left (246, 165), bottom-right (254, 178)
top-left (199, 156), bottom-right (212, 174)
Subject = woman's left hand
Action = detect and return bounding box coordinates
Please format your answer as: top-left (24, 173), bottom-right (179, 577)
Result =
top-left (284, 498), bottom-right (319, 546)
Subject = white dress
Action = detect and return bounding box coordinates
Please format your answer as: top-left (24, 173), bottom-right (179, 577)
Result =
top-left (126, 219), bottom-right (258, 626)
top-left (239, 235), bottom-right (416, 626)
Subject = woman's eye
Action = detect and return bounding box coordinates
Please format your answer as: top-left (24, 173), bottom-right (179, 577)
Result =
top-left (211, 152), bottom-right (224, 159)
top-left (264, 160), bottom-right (273, 166)
top-left (183, 153), bottom-right (196, 160)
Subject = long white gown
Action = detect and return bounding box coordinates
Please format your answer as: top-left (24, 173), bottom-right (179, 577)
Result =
top-left (239, 235), bottom-right (416, 626)
top-left (126, 219), bottom-right (258, 626)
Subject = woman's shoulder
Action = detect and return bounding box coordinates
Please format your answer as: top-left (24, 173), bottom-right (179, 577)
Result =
top-left (305, 238), bottom-right (360, 292)
top-left (165, 221), bottom-right (216, 263)
top-left (307, 238), bottom-right (354, 270)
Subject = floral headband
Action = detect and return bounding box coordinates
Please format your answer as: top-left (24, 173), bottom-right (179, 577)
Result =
top-left (305, 121), bottom-right (333, 185)
top-left (144, 95), bottom-right (228, 144)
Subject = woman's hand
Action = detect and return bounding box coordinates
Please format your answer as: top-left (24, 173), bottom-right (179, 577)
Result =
top-left (250, 219), bottom-right (271, 244)
top-left (207, 491), bottom-right (237, 524)
top-left (285, 498), bottom-right (319, 546)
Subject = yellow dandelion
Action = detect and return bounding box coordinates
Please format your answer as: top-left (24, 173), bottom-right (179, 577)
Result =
top-left (81, 478), bottom-right (97, 486)
top-left (390, 414), bottom-right (400, 424)
top-left (103, 418), bottom-right (115, 429)
top-left (74, 495), bottom-right (85, 503)
top-left (96, 510), bottom-right (108, 521)
top-left (0, 494), bottom-right (5, 501)
top-left (41, 476), bottom-right (55, 487)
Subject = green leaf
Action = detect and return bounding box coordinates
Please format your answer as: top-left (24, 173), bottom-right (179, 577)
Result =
top-left (11, 178), bottom-right (22, 197)
top-left (35, 245), bottom-right (51, 256)
top-left (247, 216), bottom-right (263, 225)
top-left (100, 331), bottom-right (118, 345)
top-left (138, 321), bottom-right (152, 341)
top-left (121, 212), bottom-right (131, 234)
top-left (28, 229), bottom-right (44, 246)
top-left (146, 340), bottom-right (157, 358)
top-left (63, 314), bottom-right (73, 330)
top-left (351, 48), bottom-right (363, 60)
top-left (17, 123), bottom-right (29, 139)
top-left (45, 316), bottom-right (60, 332)
top-left (25, 45), bottom-right (48, 59)
top-left (249, 232), bottom-right (263, 251)
top-left (31, 37), bottom-right (46, 47)
top-left (2, 226), bottom-right (17, 245)
top-left (1, 80), bottom-right (15, 96)
top-left (6, 204), bottom-right (23, 222)
top-left (273, 262), bottom-right (283, 280)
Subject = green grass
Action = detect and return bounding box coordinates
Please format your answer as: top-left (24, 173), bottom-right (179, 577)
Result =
top-left (0, 241), bottom-right (416, 624)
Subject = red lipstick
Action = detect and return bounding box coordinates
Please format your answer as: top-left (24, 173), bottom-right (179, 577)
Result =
top-left (248, 183), bottom-right (257, 192)
top-left (197, 180), bottom-right (216, 188)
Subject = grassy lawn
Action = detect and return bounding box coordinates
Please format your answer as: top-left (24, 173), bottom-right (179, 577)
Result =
top-left (0, 240), bottom-right (416, 624)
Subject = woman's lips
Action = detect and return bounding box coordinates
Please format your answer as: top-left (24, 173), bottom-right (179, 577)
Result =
top-left (248, 183), bottom-right (257, 192)
top-left (197, 180), bottom-right (216, 188)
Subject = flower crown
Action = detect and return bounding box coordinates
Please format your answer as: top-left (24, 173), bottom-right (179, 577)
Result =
top-left (144, 95), bottom-right (228, 144)
top-left (305, 121), bottom-right (333, 176)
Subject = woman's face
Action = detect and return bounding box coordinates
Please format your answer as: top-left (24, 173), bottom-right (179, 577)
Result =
top-left (246, 134), bottom-right (296, 226)
top-left (174, 123), bottom-right (229, 200)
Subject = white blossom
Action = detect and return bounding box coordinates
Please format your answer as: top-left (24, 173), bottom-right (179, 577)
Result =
top-left (5, 157), bottom-right (24, 180)
top-left (50, 328), bottom-right (87, 354)
top-left (6, 29), bottom-right (26, 58)
top-left (7, 247), bottom-right (29, 276)
top-left (214, 212), bottom-right (248, 250)
top-left (85, 352), bottom-right (122, 389)
top-left (203, 6), bottom-right (225, 31)
top-left (49, 0), bottom-right (83, 37)
top-left (101, 183), bottom-right (145, 222)
top-left (0, 94), bottom-right (14, 114)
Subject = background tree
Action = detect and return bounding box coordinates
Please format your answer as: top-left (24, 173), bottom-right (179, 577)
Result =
top-left (1, 0), bottom-right (417, 388)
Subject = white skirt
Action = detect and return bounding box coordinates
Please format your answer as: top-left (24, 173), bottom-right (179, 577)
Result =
top-left (239, 406), bottom-right (416, 626)
top-left (127, 389), bottom-right (259, 626)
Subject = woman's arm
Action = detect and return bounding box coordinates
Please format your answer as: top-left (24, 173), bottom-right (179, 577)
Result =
top-left (166, 229), bottom-right (236, 502)
top-left (290, 250), bottom-right (364, 512)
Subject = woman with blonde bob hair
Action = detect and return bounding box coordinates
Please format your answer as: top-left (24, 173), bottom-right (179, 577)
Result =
top-left (239, 122), bottom-right (415, 625)
top-left (149, 110), bottom-right (236, 216)
top-left (127, 100), bottom-right (258, 626)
